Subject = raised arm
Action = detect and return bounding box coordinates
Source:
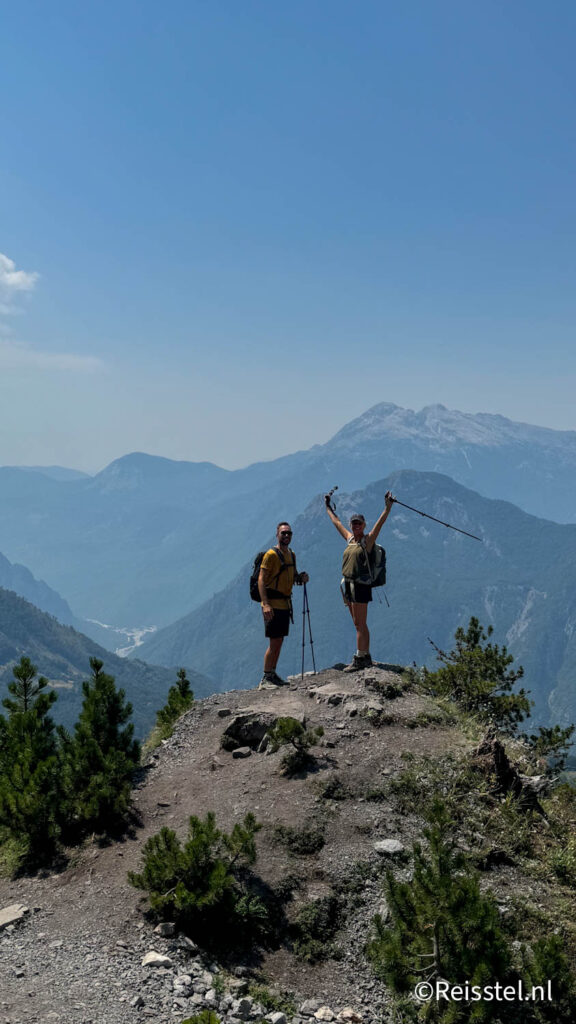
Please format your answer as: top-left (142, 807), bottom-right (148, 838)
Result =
top-left (324, 495), bottom-right (352, 541)
top-left (365, 491), bottom-right (395, 551)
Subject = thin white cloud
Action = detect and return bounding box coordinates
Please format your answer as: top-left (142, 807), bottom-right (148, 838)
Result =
top-left (0, 340), bottom-right (104, 373)
top-left (0, 253), bottom-right (39, 310)
top-left (0, 251), bottom-right (105, 374)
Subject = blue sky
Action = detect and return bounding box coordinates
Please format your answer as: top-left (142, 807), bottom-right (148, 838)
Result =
top-left (1, 0), bottom-right (575, 472)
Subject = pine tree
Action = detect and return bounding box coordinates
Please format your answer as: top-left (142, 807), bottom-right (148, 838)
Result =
top-left (424, 618), bottom-right (532, 733)
top-left (0, 656), bottom-right (62, 863)
top-left (128, 811), bottom-right (265, 946)
top-left (519, 934), bottom-right (576, 1023)
top-left (62, 658), bottom-right (140, 835)
top-left (367, 800), bottom-right (511, 1021)
top-left (155, 668), bottom-right (194, 737)
top-left (523, 724), bottom-right (575, 774)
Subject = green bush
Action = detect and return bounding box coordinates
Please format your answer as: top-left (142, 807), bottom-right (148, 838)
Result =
top-left (317, 774), bottom-right (349, 801)
top-left (292, 894), bottom-right (341, 962)
top-left (267, 717), bottom-right (324, 775)
top-left (549, 835), bottom-right (576, 886)
top-left (247, 983), bottom-right (296, 1015)
top-left (129, 811), bottom-right (267, 947)
top-left (273, 823), bottom-right (325, 855)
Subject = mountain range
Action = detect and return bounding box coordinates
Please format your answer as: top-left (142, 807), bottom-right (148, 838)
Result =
top-left (2, 403), bottom-right (576, 631)
top-left (0, 587), bottom-right (214, 736)
top-left (134, 470), bottom-right (576, 731)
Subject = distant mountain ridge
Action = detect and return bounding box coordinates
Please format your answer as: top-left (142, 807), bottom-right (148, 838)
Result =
top-left (0, 587), bottom-right (215, 737)
top-left (2, 402), bottom-right (576, 627)
top-left (0, 550), bottom-right (78, 627)
top-left (3, 465), bottom-right (91, 481)
top-left (135, 469), bottom-right (576, 731)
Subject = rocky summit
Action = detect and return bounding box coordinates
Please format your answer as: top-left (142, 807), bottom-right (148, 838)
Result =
top-left (0, 663), bottom-right (573, 1023)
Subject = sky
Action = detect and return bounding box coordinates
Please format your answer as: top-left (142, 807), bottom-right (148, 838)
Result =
top-left (1, 0), bottom-right (575, 473)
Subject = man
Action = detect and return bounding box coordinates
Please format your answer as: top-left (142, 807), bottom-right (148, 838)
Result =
top-left (258, 522), bottom-right (309, 689)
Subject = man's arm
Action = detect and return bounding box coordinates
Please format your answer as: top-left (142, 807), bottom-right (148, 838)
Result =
top-left (325, 496), bottom-right (352, 541)
top-left (366, 491), bottom-right (394, 551)
top-left (258, 566), bottom-right (274, 622)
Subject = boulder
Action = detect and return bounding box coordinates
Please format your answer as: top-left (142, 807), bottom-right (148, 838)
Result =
top-left (221, 712), bottom-right (280, 751)
top-left (300, 999), bottom-right (324, 1016)
top-left (221, 710), bottom-right (304, 751)
top-left (0, 904), bottom-right (29, 930)
top-left (374, 838), bottom-right (405, 856)
top-left (141, 951), bottom-right (173, 968)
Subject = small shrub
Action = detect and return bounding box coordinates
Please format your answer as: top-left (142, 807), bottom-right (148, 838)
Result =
top-left (211, 973), bottom-right (225, 997)
top-left (273, 872), bottom-right (302, 902)
top-left (273, 823), bottom-right (325, 855)
top-left (292, 894), bottom-right (341, 962)
top-left (549, 836), bottom-right (576, 887)
top-left (267, 717), bottom-right (324, 776)
top-left (364, 787), bottom-right (388, 803)
top-left (248, 983), bottom-right (296, 1015)
top-left (361, 708), bottom-right (396, 727)
top-left (340, 859), bottom-right (378, 894)
top-left (365, 677), bottom-right (404, 700)
top-left (317, 774), bottom-right (349, 801)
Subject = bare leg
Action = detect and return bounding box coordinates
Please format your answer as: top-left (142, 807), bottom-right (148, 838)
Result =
top-left (347, 602), bottom-right (370, 653)
top-left (264, 636), bottom-right (284, 672)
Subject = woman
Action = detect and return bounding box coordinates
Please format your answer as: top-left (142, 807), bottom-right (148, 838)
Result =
top-left (325, 491), bottom-right (394, 670)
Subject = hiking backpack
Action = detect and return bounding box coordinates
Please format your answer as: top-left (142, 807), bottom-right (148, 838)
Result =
top-left (249, 547), bottom-right (297, 601)
top-left (366, 543), bottom-right (387, 587)
top-left (342, 538), bottom-right (387, 588)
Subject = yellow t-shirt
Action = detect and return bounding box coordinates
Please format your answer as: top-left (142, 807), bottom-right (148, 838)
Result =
top-left (261, 547), bottom-right (295, 610)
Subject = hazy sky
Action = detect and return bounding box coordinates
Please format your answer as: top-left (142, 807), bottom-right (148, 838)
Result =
top-left (1, 0), bottom-right (575, 473)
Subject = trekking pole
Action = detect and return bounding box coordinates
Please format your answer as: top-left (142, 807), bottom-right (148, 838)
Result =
top-left (301, 583), bottom-right (317, 679)
top-left (390, 497), bottom-right (482, 542)
top-left (301, 585), bottom-right (307, 680)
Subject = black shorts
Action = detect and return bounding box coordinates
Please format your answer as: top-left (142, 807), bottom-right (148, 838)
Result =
top-left (265, 608), bottom-right (291, 638)
top-left (342, 580), bottom-right (372, 604)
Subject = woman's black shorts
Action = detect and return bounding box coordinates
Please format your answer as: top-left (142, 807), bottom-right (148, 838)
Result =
top-left (264, 608), bottom-right (291, 638)
top-left (342, 580), bottom-right (372, 604)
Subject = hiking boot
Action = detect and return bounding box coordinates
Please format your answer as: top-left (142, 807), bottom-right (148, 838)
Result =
top-left (343, 654), bottom-right (373, 672)
top-left (269, 671), bottom-right (289, 686)
top-left (259, 675), bottom-right (278, 690)
top-left (259, 671), bottom-right (288, 690)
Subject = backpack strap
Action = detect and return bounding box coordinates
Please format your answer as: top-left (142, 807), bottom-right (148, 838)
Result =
top-left (265, 547), bottom-right (296, 600)
top-left (360, 538), bottom-right (374, 584)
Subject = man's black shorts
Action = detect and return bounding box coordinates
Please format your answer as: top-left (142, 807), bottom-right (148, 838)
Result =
top-left (265, 608), bottom-right (291, 638)
top-left (342, 580), bottom-right (372, 604)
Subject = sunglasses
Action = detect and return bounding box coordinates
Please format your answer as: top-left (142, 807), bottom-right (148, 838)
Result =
top-left (279, 530), bottom-right (293, 536)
